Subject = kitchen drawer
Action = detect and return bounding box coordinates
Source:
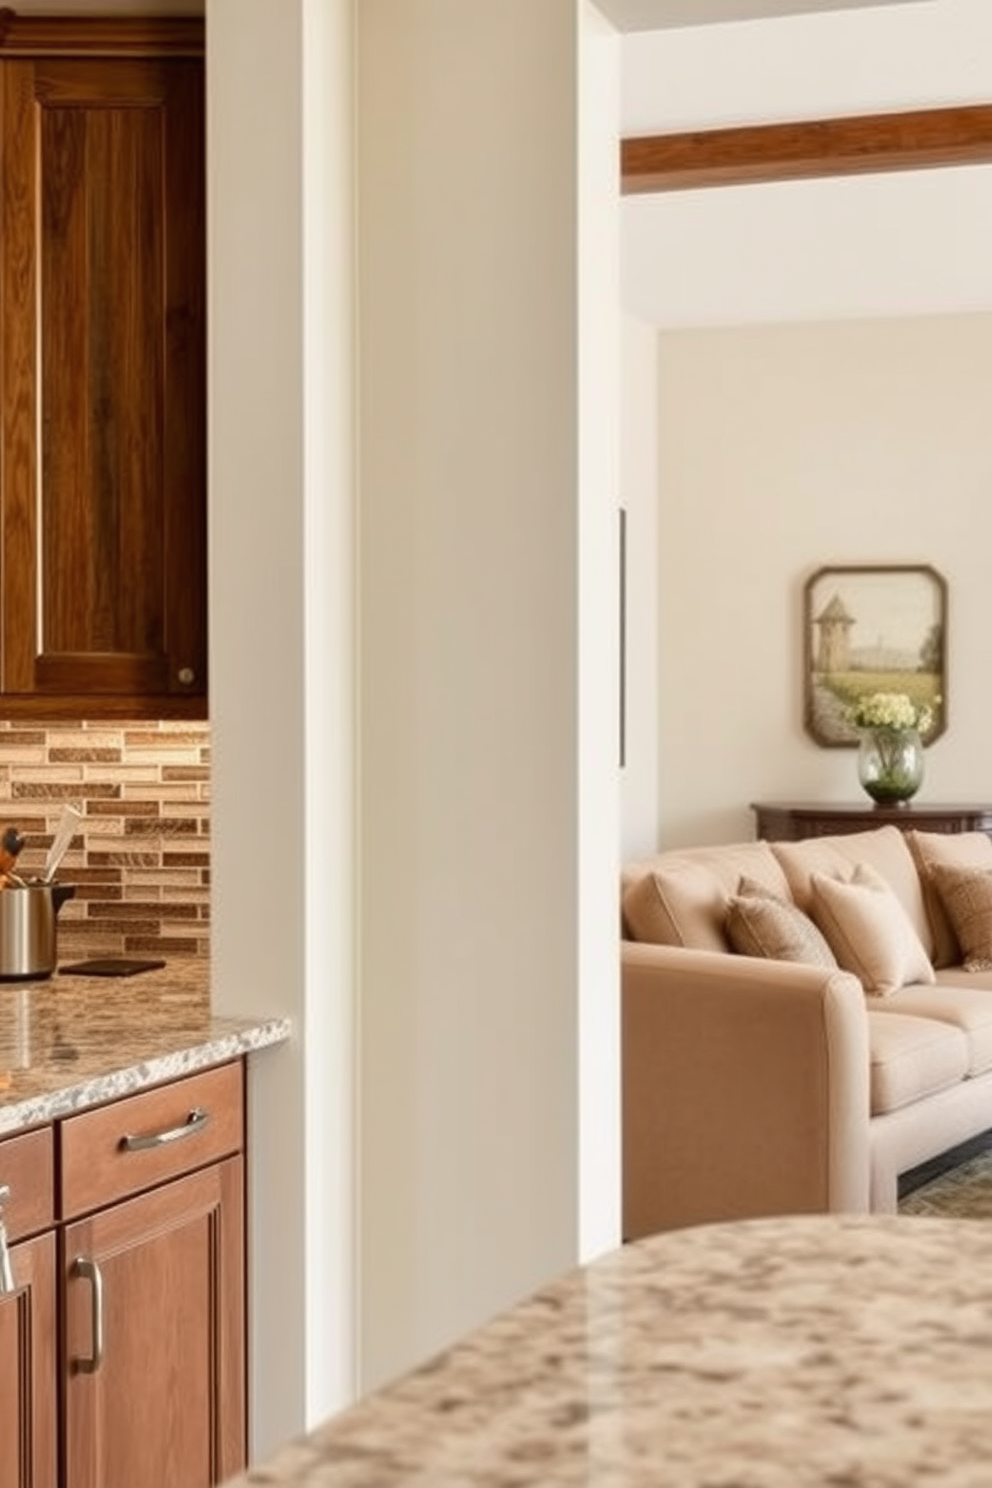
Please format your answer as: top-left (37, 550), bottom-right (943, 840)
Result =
top-left (60, 1061), bottom-right (244, 1219)
top-left (0, 1126), bottom-right (54, 1240)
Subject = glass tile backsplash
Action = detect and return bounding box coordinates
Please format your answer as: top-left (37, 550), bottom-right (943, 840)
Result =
top-left (0, 720), bottom-right (210, 960)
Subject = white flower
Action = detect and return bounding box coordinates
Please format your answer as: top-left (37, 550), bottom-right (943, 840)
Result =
top-left (846, 690), bottom-right (935, 735)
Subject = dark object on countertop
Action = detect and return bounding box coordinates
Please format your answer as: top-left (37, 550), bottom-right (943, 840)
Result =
top-left (59, 958), bottom-right (167, 978)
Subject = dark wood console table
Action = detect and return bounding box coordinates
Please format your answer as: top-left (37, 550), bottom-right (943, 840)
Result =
top-left (752, 801), bottom-right (992, 842)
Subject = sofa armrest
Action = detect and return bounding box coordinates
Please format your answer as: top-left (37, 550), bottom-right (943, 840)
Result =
top-left (622, 941), bottom-right (871, 1239)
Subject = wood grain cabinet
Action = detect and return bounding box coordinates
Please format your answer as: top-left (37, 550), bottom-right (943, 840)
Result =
top-left (0, 1127), bottom-right (58, 1488)
top-left (0, 1060), bottom-right (246, 1488)
top-left (0, 16), bottom-right (206, 719)
top-left (60, 1061), bottom-right (246, 1488)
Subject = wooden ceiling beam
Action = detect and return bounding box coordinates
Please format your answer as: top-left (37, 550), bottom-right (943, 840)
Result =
top-left (621, 103), bottom-right (992, 194)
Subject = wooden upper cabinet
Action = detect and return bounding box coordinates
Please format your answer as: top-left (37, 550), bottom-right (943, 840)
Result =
top-left (0, 21), bottom-right (206, 718)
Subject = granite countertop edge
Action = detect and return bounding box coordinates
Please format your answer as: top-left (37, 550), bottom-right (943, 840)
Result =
top-left (0, 959), bottom-right (292, 1136)
top-left (0, 1015), bottom-right (292, 1135)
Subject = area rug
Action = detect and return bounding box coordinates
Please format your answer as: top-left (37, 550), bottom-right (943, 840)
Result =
top-left (899, 1143), bottom-right (992, 1218)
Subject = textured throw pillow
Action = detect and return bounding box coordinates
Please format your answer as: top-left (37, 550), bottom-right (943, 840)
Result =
top-left (725, 877), bottom-right (838, 968)
top-left (809, 862), bottom-right (936, 996)
top-left (929, 864), bottom-right (992, 972)
top-left (906, 830), bottom-right (992, 968)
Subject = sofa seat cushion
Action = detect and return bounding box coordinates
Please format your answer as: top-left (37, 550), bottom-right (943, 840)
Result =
top-left (866, 1010), bottom-right (969, 1115)
top-left (905, 829), bottom-right (992, 968)
top-left (622, 842), bottom-right (792, 950)
top-left (869, 975), bottom-right (992, 1077)
top-left (770, 826), bottom-right (933, 960)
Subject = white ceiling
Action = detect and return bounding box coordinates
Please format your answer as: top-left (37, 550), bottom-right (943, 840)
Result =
top-left (598, 0), bottom-right (929, 32)
top-left (619, 0), bottom-right (992, 327)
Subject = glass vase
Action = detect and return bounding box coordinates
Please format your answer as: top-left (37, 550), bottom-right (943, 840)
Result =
top-left (857, 727), bottom-right (924, 805)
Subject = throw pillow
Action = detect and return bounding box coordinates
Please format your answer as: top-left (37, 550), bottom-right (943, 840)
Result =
top-left (906, 830), bottom-right (992, 968)
top-left (725, 878), bottom-right (838, 968)
top-left (808, 861), bottom-right (936, 996)
top-left (929, 864), bottom-right (992, 972)
top-left (622, 863), bottom-right (729, 950)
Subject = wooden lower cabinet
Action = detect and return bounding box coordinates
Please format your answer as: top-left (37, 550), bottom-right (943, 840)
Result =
top-left (0, 1232), bottom-right (58, 1488)
top-left (0, 1060), bottom-right (246, 1488)
top-left (62, 1157), bottom-right (245, 1488)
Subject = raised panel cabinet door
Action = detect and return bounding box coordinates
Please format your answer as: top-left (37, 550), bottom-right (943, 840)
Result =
top-left (62, 1157), bottom-right (245, 1488)
top-left (0, 1232), bottom-right (58, 1488)
top-left (0, 54), bottom-right (206, 714)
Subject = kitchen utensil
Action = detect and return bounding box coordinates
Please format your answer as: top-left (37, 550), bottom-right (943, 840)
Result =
top-left (42, 805), bottom-right (82, 884)
top-left (0, 827), bottom-right (25, 885)
top-left (0, 882), bottom-right (76, 980)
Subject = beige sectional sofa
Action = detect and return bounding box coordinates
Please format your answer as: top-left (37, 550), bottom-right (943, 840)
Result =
top-left (621, 823), bottom-right (992, 1239)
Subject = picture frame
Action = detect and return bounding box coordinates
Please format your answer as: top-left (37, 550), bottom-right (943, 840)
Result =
top-left (802, 563), bottom-right (947, 748)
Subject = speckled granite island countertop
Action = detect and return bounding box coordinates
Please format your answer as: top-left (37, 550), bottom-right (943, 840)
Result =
top-left (0, 959), bottom-right (290, 1134)
top-left (228, 1214), bottom-right (992, 1488)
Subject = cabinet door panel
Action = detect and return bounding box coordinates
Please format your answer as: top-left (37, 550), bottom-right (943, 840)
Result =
top-left (62, 1157), bottom-right (244, 1488)
top-left (0, 1128), bottom-right (55, 1242)
top-left (0, 55), bottom-right (206, 712)
top-left (0, 1231), bottom-right (58, 1488)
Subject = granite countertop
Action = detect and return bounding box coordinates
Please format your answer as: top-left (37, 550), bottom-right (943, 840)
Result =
top-left (0, 958), bottom-right (290, 1134)
top-left (229, 1213), bottom-right (992, 1488)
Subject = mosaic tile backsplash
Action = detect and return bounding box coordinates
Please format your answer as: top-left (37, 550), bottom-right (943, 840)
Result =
top-left (0, 721), bottom-right (210, 961)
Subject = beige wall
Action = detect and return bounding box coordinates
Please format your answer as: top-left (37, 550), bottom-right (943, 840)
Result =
top-left (651, 311), bottom-right (992, 849)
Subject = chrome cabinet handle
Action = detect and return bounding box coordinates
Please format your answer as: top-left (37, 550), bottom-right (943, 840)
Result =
top-left (72, 1256), bottom-right (104, 1373)
top-left (0, 1185), bottom-right (14, 1295)
top-left (120, 1106), bottom-right (210, 1153)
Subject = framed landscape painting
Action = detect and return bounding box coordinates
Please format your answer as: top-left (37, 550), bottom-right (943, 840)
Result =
top-left (803, 564), bottom-right (947, 747)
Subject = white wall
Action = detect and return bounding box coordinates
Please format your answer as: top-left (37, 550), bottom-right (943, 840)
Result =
top-left (357, 0), bottom-right (621, 1393)
top-left (210, 0), bottom-right (623, 1449)
top-left (654, 312), bottom-right (992, 849)
top-left (620, 316), bottom-right (659, 860)
top-left (207, 0), bottom-right (357, 1456)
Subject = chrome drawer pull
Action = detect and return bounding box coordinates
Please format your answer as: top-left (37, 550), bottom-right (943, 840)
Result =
top-left (120, 1106), bottom-right (210, 1153)
top-left (72, 1256), bottom-right (104, 1373)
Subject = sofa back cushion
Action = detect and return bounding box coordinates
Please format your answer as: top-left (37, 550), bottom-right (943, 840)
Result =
top-left (905, 829), bottom-right (992, 968)
top-left (770, 825), bottom-right (932, 959)
top-left (622, 841), bottom-right (791, 950)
